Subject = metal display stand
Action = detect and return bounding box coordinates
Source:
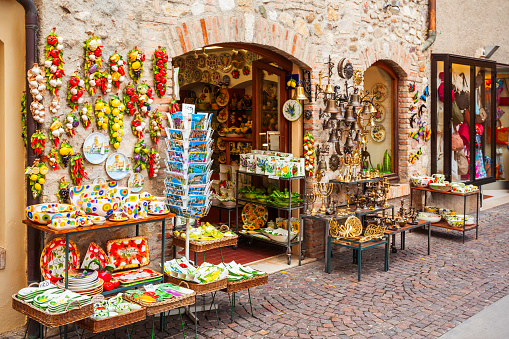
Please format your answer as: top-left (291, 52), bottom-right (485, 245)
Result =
top-left (235, 170), bottom-right (306, 265)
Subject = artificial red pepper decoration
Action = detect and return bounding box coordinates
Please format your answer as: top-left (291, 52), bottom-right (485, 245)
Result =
top-left (70, 152), bottom-right (88, 186)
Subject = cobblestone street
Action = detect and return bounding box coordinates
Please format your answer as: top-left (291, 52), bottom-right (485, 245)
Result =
top-left (4, 203), bottom-right (509, 339)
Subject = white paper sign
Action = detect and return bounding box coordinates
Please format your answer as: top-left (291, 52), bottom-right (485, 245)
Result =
top-left (91, 295), bottom-right (105, 303)
top-left (144, 284), bottom-right (157, 292)
top-left (174, 67), bottom-right (180, 101)
top-left (182, 103), bottom-right (195, 115)
top-left (39, 280), bottom-right (52, 288)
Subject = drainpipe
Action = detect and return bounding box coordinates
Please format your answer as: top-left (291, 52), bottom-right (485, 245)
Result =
top-left (421, 0), bottom-right (436, 52)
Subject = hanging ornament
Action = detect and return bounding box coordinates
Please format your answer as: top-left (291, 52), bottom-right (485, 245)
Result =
top-left (99, 71), bottom-right (112, 95)
top-left (21, 92), bottom-right (27, 147)
top-left (49, 118), bottom-right (65, 146)
top-left (94, 97), bottom-right (110, 130)
top-left (49, 95), bottom-right (61, 115)
top-left (70, 153), bottom-right (88, 186)
top-left (149, 109), bottom-right (164, 144)
top-left (25, 159), bottom-right (49, 199)
top-left (64, 111), bottom-right (79, 137)
top-left (46, 146), bottom-right (62, 170)
top-left (153, 46), bottom-right (168, 97)
top-left (132, 140), bottom-right (149, 173)
top-left (123, 84), bottom-right (138, 115)
top-left (147, 148), bottom-right (160, 179)
top-left (59, 141), bottom-right (74, 168)
top-left (84, 34), bottom-right (103, 96)
top-left (128, 46), bottom-right (145, 83)
top-left (409, 148), bottom-right (422, 164)
top-left (136, 82), bottom-right (153, 118)
top-left (44, 27), bottom-right (65, 95)
top-left (131, 113), bottom-right (146, 139)
top-left (67, 71), bottom-right (85, 111)
top-left (303, 131), bottom-right (315, 177)
top-left (80, 102), bottom-right (93, 129)
top-left (30, 130), bottom-right (46, 157)
top-left (27, 63), bottom-right (46, 124)
top-left (169, 97), bottom-right (179, 113)
top-left (109, 95), bottom-right (125, 150)
top-left (56, 177), bottom-right (70, 204)
top-left (109, 51), bottom-right (126, 89)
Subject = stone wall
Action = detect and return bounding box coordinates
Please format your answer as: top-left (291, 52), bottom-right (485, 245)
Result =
top-left (32, 0), bottom-right (431, 259)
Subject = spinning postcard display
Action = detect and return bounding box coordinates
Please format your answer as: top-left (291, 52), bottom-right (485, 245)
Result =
top-left (165, 104), bottom-right (213, 220)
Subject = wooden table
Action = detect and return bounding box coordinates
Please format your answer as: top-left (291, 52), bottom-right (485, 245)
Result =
top-left (385, 220), bottom-right (431, 257)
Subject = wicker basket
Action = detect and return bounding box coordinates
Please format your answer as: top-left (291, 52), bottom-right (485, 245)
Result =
top-left (164, 274), bottom-right (227, 296)
top-left (222, 274), bottom-right (269, 293)
top-left (12, 295), bottom-right (93, 328)
top-left (123, 291), bottom-right (196, 316)
top-left (76, 306), bottom-right (146, 333)
top-left (171, 234), bottom-right (238, 253)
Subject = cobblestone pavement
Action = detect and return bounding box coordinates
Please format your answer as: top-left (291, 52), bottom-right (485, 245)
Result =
top-left (3, 204), bottom-right (509, 339)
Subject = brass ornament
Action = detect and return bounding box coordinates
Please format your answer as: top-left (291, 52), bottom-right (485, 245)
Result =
top-left (338, 216), bottom-right (363, 238)
top-left (360, 224), bottom-right (387, 242)
top-left (352, 69), bottom-right (363, 87)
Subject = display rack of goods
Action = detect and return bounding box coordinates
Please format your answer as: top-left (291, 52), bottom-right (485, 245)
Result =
top-left (136, 83), bottom-right (154, 118)
top-left (84, 34), bottom-right (103, 96)
top-left (25, 160), bottom-right (49, 199)
top-left (94, 97), bottom-right (110, 130)
top-left (218, 261), bottom-right (268, 293)
top-left (172, 223), bottom-right (237, 252)
top-left (153, 47), bottom-right (168, 97)
top-left (67, 72), bottom-right (85, 111)
top-left (164, 258), bottom-right (228, 294)
top-left (128, 47), bottom-right (145, 84)
top-left (108, 52), bottom-right (126, 89)
top-left (27, 63), bottom-right (46, 124)
top-left (108, 95), bottom-right (125, 149)
top-left (44, 28), bottom-right (64, 95)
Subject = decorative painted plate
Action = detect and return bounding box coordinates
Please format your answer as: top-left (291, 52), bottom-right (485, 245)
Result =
top-left (184, 70), bottom-right (193, 83)
top-left (40, 237), bottom-right (80, 282)
top-left (83, 132), bottom-right (110, 164)
top-left (128, 173), bottom-right (145, 193)
top-left (201, 70), bottom-right (211, 83)
top-left (148, 209), bottom-right (170, 215)
top-left (371, 83), bottom-right (388, 102)
top-left (112, 267), bottom-right (162, 285)
top-left (185, 55), bottom-right (197, 71)
top-left (219, 153), bottom-right (226, 163)
top-left (197, 54), bottom-right (206, 68)
top-left (218, 123), bottom-right (227, 136)
top-left (222, 75), bottom-right (231, 86)
top-left (246, 51), bottom-right (257, 65)
top-left (81, 242), bottom-right (109, 270)
top-left (218, 52), bottom-right (232, 73)
top-left (217, 108), bottom-right (228, 122)
top-left (105, 152), bottom-right (130, 180)
top-left (107, 236), bottom-right (150, 271)
top-left (211, 71), bottom-right (221, 85)
top-left (371, 124), bottom-right (386, 142)
top-left (206, 54), bottom-right (219, 70)
top-left (93, 177), bottom-right (107, 185)
top-left (374, 104), bottom-right (386, 122)
top-left (178, 73), bottom-right (185, 85)
top-left (217, 137), bottom-right (226, 151)
top-left (232, 51), bottom-right (245, 69)
top-left (242, 203), bottom-right (268, 229)
top-left (216, 88), bottom-right (229, 106)
top-left (282, 99), bottom-right (303, 121)
top-left (192, 68), bottom-right (202, 82)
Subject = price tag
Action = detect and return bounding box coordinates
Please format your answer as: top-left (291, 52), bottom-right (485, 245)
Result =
top-left (39, 280), bottom-right (52, 288)
top-left (144, 284), bottom-right (157, 292)
top-left (268, 175), bottom-right (279, 180)
top-left (182, 103), bottom-right (195, 115)
top-left (91, 295), bottom-right (105, 303)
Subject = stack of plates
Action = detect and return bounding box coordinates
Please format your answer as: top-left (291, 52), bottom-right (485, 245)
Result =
top-left (45, 293), bottom-right (92, 314)
top-left (57, 269), bottom-right (104, 296)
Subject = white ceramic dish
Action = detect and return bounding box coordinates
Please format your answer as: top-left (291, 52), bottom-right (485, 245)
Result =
top-left (417, 212), bottom-right (441, 223)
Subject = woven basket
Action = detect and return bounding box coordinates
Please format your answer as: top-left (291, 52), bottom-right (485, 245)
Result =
top-left (171, 235), bottom-right (238, 253)
top-left (222, 274), bottom-right (269, 293)
top-left (12, 295), bottom-right (93, 328)
top-left (164, 274), bottom-right (227, 296)
top-left (76, 306), bottom-right (146, 333)
top-left (123, 290), bottom-right (196, 316)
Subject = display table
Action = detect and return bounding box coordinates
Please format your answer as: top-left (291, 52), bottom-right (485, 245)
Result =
top-left (385, 220), bottom-right (431, 256)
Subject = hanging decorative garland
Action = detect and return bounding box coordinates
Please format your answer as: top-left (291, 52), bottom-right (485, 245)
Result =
top-left (84, 34), bottom-right (103, 96)
top-left (99, 71), bottom-right (112, 95)
top-left (44, 28), bottom-right (64, 95)
top-left (303, 131), bottom-right (316, 177)
top-left (49, 95), bottom-right (61, 115)
top-left (147, 148), bottom-right (161, 179)
top-left (21, 92), bottom-right (27, 147)
top-left (70, 153), bottom-right (88, 186)
top-left (132, 140), bottom-right (149, 173)
top-left (67, 71), bottom-right (85, 111)
top-left (169, 97), bottom-right (179, 113)
top-left (153, 46), bottom-right (168, 97)
top-left (31, 130), bottom-right (46, 157)
top-left (128, 46), bottom-right (145, 83)
top-left (27, 63), bottom-right (46, 124)
top-left (94, 97), bottom-right (110, 130)
top-left (124, 84), bottom-right (138, 115)
top-left (25, 159), bottom-right (49, 199)
top-left (149, 109), bottom-right (164, 143)
top-left (49, 117), bottom-right (65, 146)
top-left (109, 95), bottom-right (125, 149)
top-left (80, 102), bottom-right (93, 129)
top-left (59, 141), bottom-right (74, 168)
top-left (136, 83), bottom-right (154, 118)
top-left (131, 113), bottom-right (146, 139)
top-left (64, 111), bottom-right (79, 137)
top-left (109, 52), bottom-right (127, 89)
top-left (57, 177), bottom-right (70, 204)
top-left (47, 146), bottom-right (62, 170)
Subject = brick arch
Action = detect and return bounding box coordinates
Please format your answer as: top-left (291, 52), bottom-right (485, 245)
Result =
top-left (359, 41), bottom-right (411, 77)
top-left (163, 14), bottom-right (320, 69)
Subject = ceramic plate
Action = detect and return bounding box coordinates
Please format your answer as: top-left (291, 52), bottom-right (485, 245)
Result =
top-left (40, 237), bottom-right (80, 282)
top-left (192, 69), bottom-right (202, 82)
top-left (217, 138), bottom-right (226, 151)
top-left (217, 108), bottom-right (228, 123)
top-left (371, 124), bottom-right (386, 142)
top-left (81, 242), bottom-right (109, 270)
top-left (148, 209), bottom-right (170, 215)
top-left (222, 75), bottom-right (231, 86)
top-left (105, 152), bottom-right (130, 180)
top-left (201, 70), bottom-right (211, 83)
top-left (216, 88), bottom-right (229, 106)
top-left (218, 123), bottom-right (227, 136)
top-left (211, 71), bottom-right (221, 85)
top-left (107, 236), bottom-right (150, 271)
top-left (246, 51), bottom-right (257, 65)
top-left (197, 55), bottom-right (206, 68)
top-left (109, 216), bottom-right (128, 222)
top-left (374, 104), bottom-right (386, 122)
top-left (83, 132), bottom-right (110, 164)
top-left (206, 54), bottom-right (219, 70)
top-left (232, 51), bottom-right (245, 69)
top-left (184, 70), bottom-right (193, 83)
top-left (128, 173), bottom-right (145, 193)
top-left (112, 268), bottom-right (162, 285)
top-left (242, 203), bottom-right (268, 229)
top-left (185, 55), bottom-right (197, 71)
top-left (372, 83), bottom-right (388, 102)
top-left (93, 177), bottom-right (108, 185)
top-left (219, 154), bottom-right (226, 163)
top-left (219, 52), bottom-right (232, 72)
top-left (282, 99), bottom-right (303, 121)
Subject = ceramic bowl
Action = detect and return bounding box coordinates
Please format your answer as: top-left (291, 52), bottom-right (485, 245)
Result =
top-left (432, 174), bottom-right (446, 183)
top-left (446, 214), bottom-right (475, 225)
top-left (438, 208), bottom-right (456, 219)
top-left (25, 203), bottom-right (79, 225)
top-left (149, 201), bottom-right (166, 213)
top-left (417, 212), bottom-right (441, 223)
top-left (83, 199), bottom-right (119, 217)
top-left (76, 215), bottom-right (93, 227)
top-left (410, 176), bottom-right (432, 188)
top-left (91, 216), bottom-right (106, 225)
top-left (424, 206), bottom-right (439, 213)
top-left (429, 182), bottom-right (452, 192)
top-left (48, 217), bottom-right (78, 231)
